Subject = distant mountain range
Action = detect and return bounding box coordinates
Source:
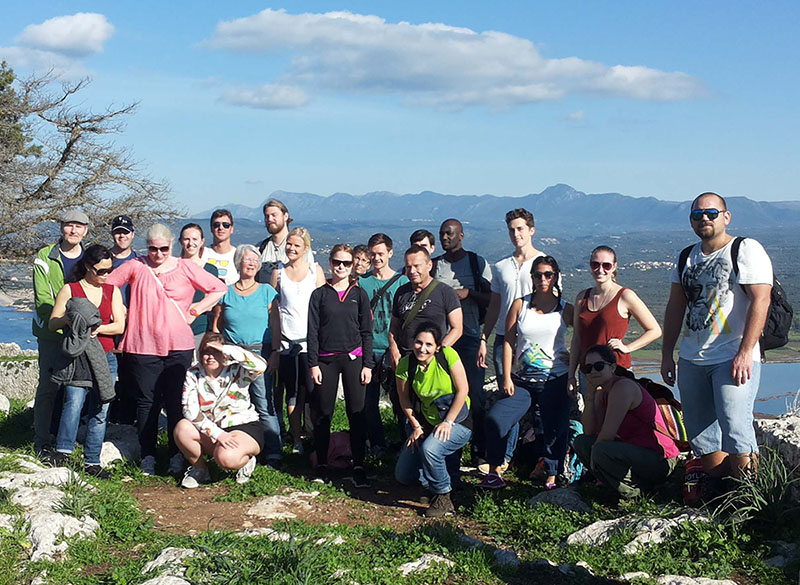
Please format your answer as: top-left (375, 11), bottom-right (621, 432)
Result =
top-left (197, 184), bottom-right (800, 233)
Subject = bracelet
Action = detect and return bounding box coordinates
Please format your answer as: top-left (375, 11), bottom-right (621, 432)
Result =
top-left (189, 308), bottom-right (199, 317)
top-left (479, 337), bottom-right (487, 344)
top-left (443, 419), bottom-right (454, 426)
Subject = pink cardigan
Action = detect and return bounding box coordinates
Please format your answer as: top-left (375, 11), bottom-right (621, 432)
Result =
top-left (107, 257), bottom-right (226, 356)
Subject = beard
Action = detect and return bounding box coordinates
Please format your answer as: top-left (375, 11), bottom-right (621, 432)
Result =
top-left (267, 220), bottom-right (285, 235)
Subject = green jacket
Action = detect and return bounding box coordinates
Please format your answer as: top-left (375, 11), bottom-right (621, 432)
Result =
top-left (32, 242), bottom-right (65, 340)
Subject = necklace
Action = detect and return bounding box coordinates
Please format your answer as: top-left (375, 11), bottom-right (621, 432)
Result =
top-left (590, 287), bottom-right (616, 311)
top-left (235, 280), bottom-right (257, 292)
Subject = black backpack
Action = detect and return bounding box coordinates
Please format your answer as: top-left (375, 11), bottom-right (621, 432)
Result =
top-left (678, 236), bottom-right (793, 352)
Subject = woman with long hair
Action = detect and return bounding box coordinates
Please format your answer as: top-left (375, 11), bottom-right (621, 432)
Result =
top-left (107, 223), bottom-right (226, 476)
top-left (483, 255), bottom-right (573, 490)
top-left (568, 245), bottom-right (661, 394)
top-left (179, 223), bottom-right (219, 349)
top-left (573, 344), bottom-right (679, 499)
top-left (47, 245), bottom-right (126, 477)
top-left (269, 227), bottom-right (325, 454)
top-left (307, 244), bottom-right (373, 486)
top-left (394, 323), bottom-right (472, 518)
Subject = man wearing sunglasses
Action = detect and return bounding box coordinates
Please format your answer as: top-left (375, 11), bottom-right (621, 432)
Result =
top-left (661, 192), bottom-right (772, 487)
top-left (203, 209), bottom-right (239, 285)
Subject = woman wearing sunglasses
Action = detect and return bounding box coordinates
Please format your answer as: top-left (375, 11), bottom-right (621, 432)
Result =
top-left (47, 245), bottom-right (126, 477)
top-left (482, 256), bottom-right (573, 490)
top-left (568, 245), bottom-right (661, 395)
top-left (307, 244), bottom-right (374, 486)
top-left (573, 345), bottom-right (679, 499)
top-left (178, 223), bottom-right (219, 350)
top-left (107, 223), bottom-right (226, 476)
top-left (269, 227), bottom-right (326, 454)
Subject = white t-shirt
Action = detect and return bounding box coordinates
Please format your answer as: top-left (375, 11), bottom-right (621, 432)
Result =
top-left (490, 254), bottom-right (539, 336)
top-left (670, 237), bottom-right (772, 364)
top-left (203, 247), bottom-right (239, 285)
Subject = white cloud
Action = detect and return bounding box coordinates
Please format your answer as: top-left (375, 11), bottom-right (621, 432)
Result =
top-left (0, 45), bottom-right (89, 78)
top-left (207, 9), bottom-right (706, 110)
top-left (16, 13), bottom-right (114, 57)
top-left (568, 110), bottom-right (585, 121)
top-left (222, 84), bottom-right (309, 110)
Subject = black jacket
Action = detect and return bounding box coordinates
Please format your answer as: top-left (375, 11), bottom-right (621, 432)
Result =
top-left (307, 281), bottom-right (374, 368)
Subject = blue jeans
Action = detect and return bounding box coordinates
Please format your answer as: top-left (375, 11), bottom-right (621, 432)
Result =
top-left (678, 357), bottom-right (761, 456)
top-left (395, 422), bottom-right (472, 494)
top-left (492, 335), bottom-right (519, 463)
top-left (249, 349), bottom-right (283, 460)
top-left (453, 335), bottom-right (485, 458)
top-left (485, 374), bottom-right (570, 476)
top-left (55, 354), bottom-right (115, 465)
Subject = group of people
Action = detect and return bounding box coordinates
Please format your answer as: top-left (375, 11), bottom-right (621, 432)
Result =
top-left (30, 191), bottom-right (773, 516)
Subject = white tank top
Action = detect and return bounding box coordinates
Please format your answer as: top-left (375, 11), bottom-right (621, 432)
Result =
top-left (513, 296), bottom-right (569, 381)
top-left (278, 262), bottom-right (318, 352)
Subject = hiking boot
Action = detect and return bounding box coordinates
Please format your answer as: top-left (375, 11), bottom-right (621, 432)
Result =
top-left (424, 492), bottom-right (455, 518)
top-left (168, 453), bottom-right (186, 477)
top-left (477, 461), bottom-right (509, 476)
top-left (181, 466), bottom-right (211, 489)
top-left (140, 455), bottom-right (156, 476)
top-left (236, 456), bottom-right (256, 484)
top-left (84, 464), bottom-right (111, 480)
top-left (352, 466), bottom-right (370, 488)
top-left (312, 465), bottom-right (329, 484)
top-left (478, 474), bottom-right (506, 490)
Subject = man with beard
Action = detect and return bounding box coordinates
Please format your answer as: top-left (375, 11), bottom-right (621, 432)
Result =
top-left (433, 219), bottom-right (492, 466)
top-left (255, 199), bottom-right (315, 284)
top-left (661, 192), bottom-right (772, 490)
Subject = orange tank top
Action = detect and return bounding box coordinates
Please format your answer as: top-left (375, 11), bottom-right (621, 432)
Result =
top-left (578, 287), bottom-right (631, 369)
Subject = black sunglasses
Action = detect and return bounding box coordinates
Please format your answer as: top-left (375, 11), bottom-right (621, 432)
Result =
top-left (212, 221), bottom-right (232, 229)
top-left (91, 266), bottom-right (114, 276)
top-left (590, 261), bottom-right (613, 272)
top-left (580, 361), bottom-right (613, 374)
top-left (690, 208), bottom-right (724, 222)
top-left (533, 271), bottom-right (555, 280)
top-left (148, 245), bottom-right (170, 254)
top-left (331, 259), bottom-right (353, 267)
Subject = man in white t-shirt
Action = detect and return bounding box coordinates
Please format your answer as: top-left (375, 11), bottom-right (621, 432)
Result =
top-left (661, 192), bottom-right (772, 485)
top-left (255, 198), bottom-right (314, 284)
top-left (203, 209), bottom-right (239, 285)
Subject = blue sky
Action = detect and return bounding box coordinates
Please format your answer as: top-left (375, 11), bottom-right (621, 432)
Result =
top-left (2, 2), bottom-right (798, 212)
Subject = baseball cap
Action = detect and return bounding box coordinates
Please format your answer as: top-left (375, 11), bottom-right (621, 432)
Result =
top-left (60, 210), bottom-right (90, 225)
top-left (111, 215), bottom-right (135, 233)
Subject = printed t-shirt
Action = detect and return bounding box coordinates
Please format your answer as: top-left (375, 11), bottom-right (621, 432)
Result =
top-left (433, 253), bottom-right (492, 339)
top-left (670, 238), bottom-right (772, 364)
top-left (392, 280), bottom-right (461, 354)
top-left (219, 283), bottom-right (279, 347)
top-left (360, 272), bottom-right (409, 353)
top-left (203, 247), bottom-right (239, 285)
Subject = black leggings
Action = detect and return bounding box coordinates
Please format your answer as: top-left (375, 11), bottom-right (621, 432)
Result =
top-left (312, 354), bottom-right (366, 467)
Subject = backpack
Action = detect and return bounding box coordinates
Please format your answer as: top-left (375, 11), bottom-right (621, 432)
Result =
top-left (678, 237), bottom-right (793, 352)
top-left (637, 377), bottom-right (691, 452)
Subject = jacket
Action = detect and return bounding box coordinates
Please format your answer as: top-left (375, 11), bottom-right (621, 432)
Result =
top-left (307, 281), bottom-right (374, 368)
top-left (50, 297), bottom-right (115, 403)
top-left (32, 242), bottom-right (66, 340)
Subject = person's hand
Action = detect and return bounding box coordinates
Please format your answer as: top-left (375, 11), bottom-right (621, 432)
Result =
top-left (477, 340), bottom-right (488, 369)
top-left (267, 352), bottom-right (280, 375)
top-left (731, 350), bottom-right (753, 386)
top-left (89, 325), bottom-right (99, 338)
top-left (204, 340), bottom-right (225, 353)
top-left (660, 356), bottom-right (676, 387)
top-left (405, 425), bottom-right (424, 452)
top-left (360, 366), bottom-right (372, 385)
top-left (216, 431), bottom-right (239, 449)
top-left (310, 365), bottom-right (323, 386)
top-left (567, 376), bottom-right (578, 397)
top-left (502, 375), bottom-right (515, 397)
top-left (455, 288), bottom-right (469, 301)
top-left (607, 338), bottom-right (629, 354)
top-left (433, 421), bottom-right (452, 442)
top-left (390, 348), bottom-right (401, 370)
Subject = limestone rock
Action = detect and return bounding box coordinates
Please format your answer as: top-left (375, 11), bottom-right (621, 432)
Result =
top-left (315, 535), bottom-right (346, 545)
top-left (493, 548), bottom-right (520, 568)
top-left (142, 547), bottom-right (196, 577)
top-left (27, 508), bottom-right (99, 560)
top-left (623, 512), bottom-right (710, 554)
top-left (0, 514), bottom-right (13, 530)
top-left (0, 393), bottom-right (9, 415)
top-left (0, 452), bottom-right (45, 473)
top-left (566, 515), bottom-right (634, 547)
top-left (247, 491), bottom-right (319, 520)
top-left (397, 553), bottom-right (454, 576)
top-left (656, 577), bottom-right (736, 585)
top-left (528, 485), bottom-right (591, 513)
top-left (620, 572), bottom-right (651, 581)
top-left (0, 467), bottom-right (78, 493)
top-left (140, 577), bottom-right (191, 585)
top-left (755, 413), bottom-right (800, 499)
top-left (10, 485), bottom-right (63, 509)
top-left (0, 357), bottom-right (38, 400)
top-left (575, 561), bottom-right (595, 575)
top-left (25, 399), bottom-right (35, 410)
top-left (235, 527), bottom-right (292, 541)
top-left (100, 423), bottom-right (141, 467)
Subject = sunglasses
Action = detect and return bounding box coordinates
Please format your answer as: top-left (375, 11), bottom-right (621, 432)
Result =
top-left (212, 221), bottom-right (232, 229)
top-left (580, 361), bottom-right (613, 374)
top-left (331, 259), bottom-right (354, 267)
top-left (690, 208), bottom-right (724, 222)
top-left (533, 271), bottom-right (555, 280)
top-left (590, 261), bottom-right (614, 272)
top-left (91, 266), bottom-right (114, 276)
top-left (148, 245), bottom-right (170, 254)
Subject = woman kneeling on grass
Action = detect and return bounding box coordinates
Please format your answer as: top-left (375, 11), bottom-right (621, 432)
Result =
top-left (573, 344), bottom-right (679, 499)
top-left (175, 332), bottom-right (266, 488)
top-left (394, 323), bottom-right (471, 517)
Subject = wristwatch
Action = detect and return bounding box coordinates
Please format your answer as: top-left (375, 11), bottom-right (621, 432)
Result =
top-left (189, 308), bottom-right (199, 317)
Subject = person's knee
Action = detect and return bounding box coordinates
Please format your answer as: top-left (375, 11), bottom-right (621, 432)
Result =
top-left (215, 448), bottom-right (242, 470)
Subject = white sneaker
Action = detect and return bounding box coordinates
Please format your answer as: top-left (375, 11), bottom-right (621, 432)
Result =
top-left (168, 453), bottom-right (186, 476)
top-left (292, 441), bottom-right (304, 455)
top-left (140, 455), bottom-right (156, 476)
top-left (181, 466), bottom-right (211, 489)
top-left (236, 456), bottom-right (257, 484)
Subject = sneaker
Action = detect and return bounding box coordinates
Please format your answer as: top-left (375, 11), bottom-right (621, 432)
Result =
top-left (84, 464), bottom-right (111, 480)
top-left (478, 474), bottom-right (506, 490)
top-left (140, 455), bottom-right (156, 476)
top-left (312, 465), bottom-right (329, 484)
top-left (236, 456), bottom-right (257, 484)
top-left (477, 461), bottom-right (509, 476)
top-left (181, 465), bottom-right (211, 489)
top-left (168, 453), bottom-right (186, 477)
top-left (424, 492), bottom-right (455, 518)
top-left (43, 451), bottom-right (69, 468)
top-left (352, 467), bottom-right (370, 488)
top-left (292, 441), bottom-right (304, 455)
